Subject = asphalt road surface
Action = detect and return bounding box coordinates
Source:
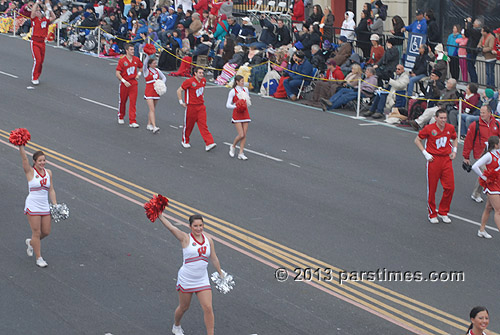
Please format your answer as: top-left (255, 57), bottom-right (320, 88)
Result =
top-left (1, 34), bottom-right (499, 335)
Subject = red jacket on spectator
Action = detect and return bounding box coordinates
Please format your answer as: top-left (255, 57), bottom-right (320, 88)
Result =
top-left (292, 0), bottom-right (304, 22)
top-left (210, 0), bottom-right (222, 16)
top-left (326, 67), bottom-right (345, 80)
top-left (463, 116), bottom-right (500, 160)
top-left (366, 45), bottom-right (385, 65)
top-left (494, 37), bottom-right (500, 61)
top-left (194, 0), bottom-right (209, 16)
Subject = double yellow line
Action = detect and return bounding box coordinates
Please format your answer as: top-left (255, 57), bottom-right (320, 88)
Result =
top-left (1, 129), bottom-right (491, 335)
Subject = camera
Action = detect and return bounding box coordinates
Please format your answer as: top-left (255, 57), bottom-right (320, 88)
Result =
top-left (462, 161), bottom-right (472, 173)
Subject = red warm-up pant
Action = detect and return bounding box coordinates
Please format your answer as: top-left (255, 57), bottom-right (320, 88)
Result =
top-left (426, 155), bottom-right (455, 218)
top-left (182, 104), bottom-right (214, 145)
top-left (118, 82), bottom-right (138, 124)
top-left (31, 40), bottom-right (45, 81)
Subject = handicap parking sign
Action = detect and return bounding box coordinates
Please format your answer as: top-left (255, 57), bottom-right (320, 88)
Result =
top-left (404, 33), bottom-right (427, 71)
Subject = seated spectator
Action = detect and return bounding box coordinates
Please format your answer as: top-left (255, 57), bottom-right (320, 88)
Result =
top-left (430, 43), bottom-right (448, 81)
top-left (340, 11), bottom-right (356, 42)
top-left (482, 88), bottom-right (499, 114)
top-left (366, 34), bottom-right (384, 65)
top-left (228, 45), bottom-right (246, 67)
top-left (191, 34), bottom-right (212, 61)
top-left (340, 52), bottom-right (362, 74)
top-left (274, 18), bottom-right (291, 48)
top-left (158, 6), bottom-right (178, 44)
top-left (212, 36), bottom-right (235, 78)
top-left (301, 24), bottom-right (322, 58)
top-left (226, 16), bottom-right (240, 37)
top-left (332, 35), bottom-right (352, 67)
top-left (260, 47), bottom-right (289, 96)
top-left (310, 44), bottom-right (325, 73)
top-left (239, 16), bottom-right (256, 42)
top-left (81, 8), bottom-right (98, 28)
top-left (320, 66), bottom-right (378, 111)
top-left (364, 64), bottom-right (409, 119)
top-left (448, 83), bottom-right (481, 137)
top-left (409, 77), bottom-right (457, 130)
top-left (213, 13), bottom-right (229, 41)
top-left (373, 38), bottom-right (399, 85)
top-left (307, 59), bottom-right (345, 107)
top-left (186, 12), bottom-right (202, 47)
top-left (258, 14), bottom-right (276, 48)
top-left (283, 51), bottom-right (314, 101)
top-left (407, 44), bottom-right (431, 97)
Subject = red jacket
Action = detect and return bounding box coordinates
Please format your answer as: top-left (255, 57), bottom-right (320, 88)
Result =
top-left (292, 0), bottom-right (304, 22)
top-left (326, 67), bottom-right (345, 80)
top-left (494, 37), bottom-right (500, 61)
top-left (194, 0), bottom-right (209, 16)
top-left (463, 117), bottom-right (500, 160)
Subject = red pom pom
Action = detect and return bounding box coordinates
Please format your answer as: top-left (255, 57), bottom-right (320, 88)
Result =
top-left (479, 169), bottom-right (500, 189)
top-left (144, 194), bottom-right (169, 222)
top-left (9, 128), bottom-right (31, 146)
top-left (143, 43), bottom-right (157, 56)
top-left (235, 99), bottom-right (247, 113)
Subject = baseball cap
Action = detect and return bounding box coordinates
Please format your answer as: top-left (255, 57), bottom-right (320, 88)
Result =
top-left (242, 17), bottom-right (250, 22)
top-left (431, 69), bottom-right (442, 78)
top-left (339, 35), bottom-right (347, 42)
top-left (326, 59), bottom-right (336, 66)
top-left (416, 9), bottom-right (423, 15)
top-left (370, 34), bottom-right (379, 41)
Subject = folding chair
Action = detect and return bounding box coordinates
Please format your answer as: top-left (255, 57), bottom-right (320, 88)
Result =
top-left (297, 68), bottom-right (319, 99)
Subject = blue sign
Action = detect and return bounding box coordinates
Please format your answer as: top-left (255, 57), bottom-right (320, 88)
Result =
top-left (404, 33), bottom-right (427, 71)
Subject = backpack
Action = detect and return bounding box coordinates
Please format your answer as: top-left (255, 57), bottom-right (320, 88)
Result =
top-left (408, 99), bottom-right (427, 120)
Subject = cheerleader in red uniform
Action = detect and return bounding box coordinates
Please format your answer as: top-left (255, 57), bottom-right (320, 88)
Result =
top-left (226, 75), bottom-right (251, 160)
top-left (466, 306), bottom-right (490, 335)
top-left (472, 136), bottom-right (500, 238)
top-left (143, 55), bottom-right (166, 134)
top-left (30, 0), bottom-right (56, 85)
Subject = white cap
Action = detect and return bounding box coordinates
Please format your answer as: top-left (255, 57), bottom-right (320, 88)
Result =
top-left (242, 17), bottom-right (250, 22)
top-left (370, 34), bottom-right (379, 41)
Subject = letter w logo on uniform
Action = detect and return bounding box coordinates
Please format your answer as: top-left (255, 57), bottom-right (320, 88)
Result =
top-left (435, 137), bottom-right (447, 149)
top-left (40, 178), bottom-right (47, 187)
top-left (198, 246), bottom-right (207, 256)
top-left (126, 67), bottom-right (135, 76)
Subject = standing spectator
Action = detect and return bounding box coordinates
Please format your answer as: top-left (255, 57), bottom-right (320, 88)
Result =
top-left (291, 0), bottom-right (304, 23)
top-left (283, 51), bottom-right (313, 101)
top-left (177, 67), bottom-right (217, 151)
top-left (368, 8), bottom-right (383, 36)
top-left (425, 9), bottom-right (441, 52)
top-left (414, 109), bottom-right (458, 224)
top-left (355, 10), bottom-right (372, 59)
top-left (226, 16), bottom-right (240, 37)
top-left (402, 9), bottom-right (427, 35)
top-left (478, 26), bottom-right (496, 88)
top-left (193, 0), bottom-right (208, 16)
top-left (464, 105), bottom-right (500, 204)
top-left (366, 34), bottom-right (384, 66)
top-left (123, 0), bottom-right (132, 17)
top-left (472, 137), bottom-right (500, 238)
top-left (464, 18), bottom-right (482, 83)
top-left (340, 11), bottom-right (356, 42)
top-left (447, 24), bottom-right (462, 80)
top-left (275, 18), bottom-right (291, 48)
top-left (455, 32), bottom-right (469, 81)
top-left (373, 38), bottom-right (399, 84)
top-left (448, 83), bottom-right (480, 137)
top-left (493, 28), bottom-right (500, 62)
top-left (115, 43), bottom-right (143, 128)
top-left (407, 44), bottom-right (431, 97)
top-left (390, 15), bottom-right (405, 57)
top-left (30, 1), bottom-right (56, 85)
top-left (320, 6), bottom-right (334, 44)
top-left (306, 4), bottom-right (323, 26)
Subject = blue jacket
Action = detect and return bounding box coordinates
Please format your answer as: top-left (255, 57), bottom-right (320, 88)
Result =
top-left (132, 25), bottom-right (148, 42)
top-left (446, 33), bottom-right (461, 56)
top-left (228, 22), bottom-right (241, 37)
top-left (405, 19), bottom-right (427, 35)
top-left (289, 59), bottom-right (313, 81)
top-left (161, 13), bottom-right (177, 31)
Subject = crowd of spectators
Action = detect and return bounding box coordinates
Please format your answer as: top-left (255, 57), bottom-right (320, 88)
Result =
top-left (2, 0), bottom-right (500, 138)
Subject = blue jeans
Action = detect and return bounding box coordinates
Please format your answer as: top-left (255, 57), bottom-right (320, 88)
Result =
top-left (467, 53), bottom-right (478, 83)
top-left (370, 92), bottom-right (389, 114)
top-left (407, 74), bottom-right (425, 97)
top-left (461, 114), bottom-right (479, 136)
top-left (486, 61), bottom-right (496, 88)
top-left (283, 78), bottom-right (304, 98)
top-left (328, 88), bottom-right (360, 110)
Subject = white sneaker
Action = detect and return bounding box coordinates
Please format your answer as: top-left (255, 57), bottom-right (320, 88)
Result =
top-left (471, 194), bottom-right (484, 203)
top-left (118, 118), bottom-right (125, 125)
top-left (153, 127), bottom-right (160, 134)
top-left (172, 324), bottom-right (184, 335)
top-left (429, 217), bottom-right (439, 224)
top-left (36, 257), bottom-right (48, 268)
top-left (181, 141), bottom-right (191, 148)
top-left (129, 123), bottom-right (140, 128)
top-left (31, 79), bottom-right (39, 85)
top-left (229, 145), bottom-right (235, 157)
top-left (237, 153), bottom-right (248, 160)
top-left (478, 230), bottom-right (492, 239)
top-left (146, 124), bottom-right (153, 131)
top-left (437, 215), bottom-right (451, 223)
top-left (205, 143), bottom-right (217, 151)
top-left (25, 238), bottom-right (33, 257)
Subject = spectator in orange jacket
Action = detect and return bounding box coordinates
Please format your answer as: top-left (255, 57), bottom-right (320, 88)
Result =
top-left (463, 104), bottom-right (500, 203)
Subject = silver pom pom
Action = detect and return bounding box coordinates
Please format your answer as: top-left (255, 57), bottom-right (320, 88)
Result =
top-left (50, 203), bottom-right (70, 222)
top-left (154, 79), bottom-right (167, 96)
top-left (211, 270), bottom-right (235, 294)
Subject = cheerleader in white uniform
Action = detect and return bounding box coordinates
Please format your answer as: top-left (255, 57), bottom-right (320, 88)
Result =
top-left (466, 306), bottom-right (489, 335)
top-left (19, 147), bottom-right (57, 268)
top-left (226, 75), bottom-right (251, 160)
top-left (157, 214), bottom-right (223, 335)
top-left (143, 54), bottom-right (166, 134)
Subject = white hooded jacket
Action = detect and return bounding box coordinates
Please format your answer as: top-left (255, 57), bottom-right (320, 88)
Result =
top-left (341, 11), bottom-right (356, 41)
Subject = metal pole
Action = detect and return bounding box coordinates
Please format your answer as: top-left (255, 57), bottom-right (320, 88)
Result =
top-left (56, 21), bottom-right (60, 47)
top-left (266, 60), bottom-right (270, 97)
top-left (458, 98), bottom-right (463, 140)
top-left (356, 78), bottom-right (362, 118)
top-left (13, 11), bottom-right (16, 37)
top-left (97, 27), bottom-right (101, 56)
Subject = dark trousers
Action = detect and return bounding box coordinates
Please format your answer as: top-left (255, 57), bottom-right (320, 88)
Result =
top-left (467, 53), bottom-right (478, 83)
